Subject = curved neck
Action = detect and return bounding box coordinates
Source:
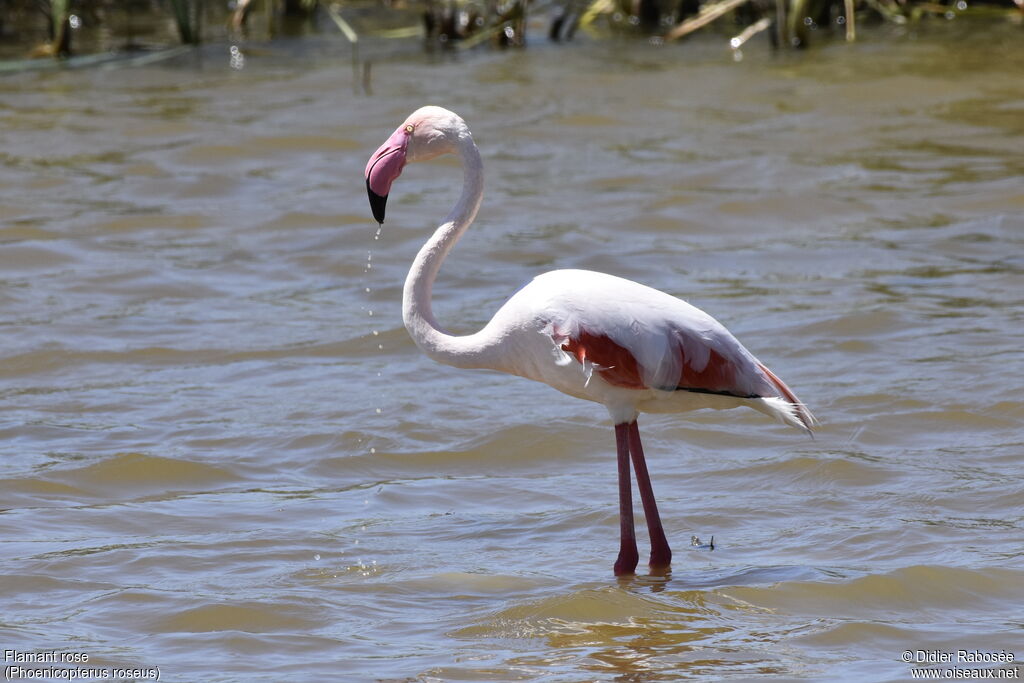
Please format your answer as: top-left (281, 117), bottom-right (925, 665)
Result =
top-left (402, 134), bottom-right (497, 370)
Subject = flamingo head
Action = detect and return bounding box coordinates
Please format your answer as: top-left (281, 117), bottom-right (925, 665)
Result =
top-left (365, 106), bottom-right (467, 224)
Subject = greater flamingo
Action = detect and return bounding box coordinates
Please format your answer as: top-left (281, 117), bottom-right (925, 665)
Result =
top-left (364, 106), bottom-right (815, 576)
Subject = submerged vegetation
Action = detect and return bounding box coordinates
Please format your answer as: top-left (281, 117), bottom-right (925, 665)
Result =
top-left (0, 0), bottom-right (1020, 63)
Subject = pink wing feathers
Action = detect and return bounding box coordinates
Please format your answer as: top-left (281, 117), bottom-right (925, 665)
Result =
top-left (531, 270), bottom-right (813, 429)
top-left (560, 326), bottom-right (766, 397)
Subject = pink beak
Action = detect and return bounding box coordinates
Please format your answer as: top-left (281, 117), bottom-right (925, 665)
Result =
top-left (365, 126), bottom-right (410, 224)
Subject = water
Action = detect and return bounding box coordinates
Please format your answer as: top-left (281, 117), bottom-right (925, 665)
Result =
top-left (2, 23), bottom-right (1023, 682)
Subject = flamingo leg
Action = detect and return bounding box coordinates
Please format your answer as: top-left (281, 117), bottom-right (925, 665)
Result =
top-left (613, 422), bottom-right (639, 576)
top-left (627, 420), bottom-right (672, 570)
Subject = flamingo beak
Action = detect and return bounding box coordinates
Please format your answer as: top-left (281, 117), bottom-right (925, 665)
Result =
top-left (365, 126), bottom-right (410, 224)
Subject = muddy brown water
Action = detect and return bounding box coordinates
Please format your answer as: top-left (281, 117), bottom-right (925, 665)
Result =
top-left (2, 22), bottom-right (1023, 681)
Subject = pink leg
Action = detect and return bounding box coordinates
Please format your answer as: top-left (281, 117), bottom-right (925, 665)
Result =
top-left (628, 420), bottom-right (672, 569)
top-left (613, 422), bottom-right (639, 576)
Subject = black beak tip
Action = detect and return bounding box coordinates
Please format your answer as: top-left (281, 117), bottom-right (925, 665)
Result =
top-left (367, 179), bottom-right (388, 224)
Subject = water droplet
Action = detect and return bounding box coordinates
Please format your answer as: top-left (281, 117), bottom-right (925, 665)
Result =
top-left (229, 45), bottom-right (245, 70)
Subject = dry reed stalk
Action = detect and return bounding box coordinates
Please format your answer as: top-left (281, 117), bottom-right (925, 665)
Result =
top-left (231, 0), bottom-right (257, 30)
top-left (578, 0), bottom-right (615, 30)
top-left (326, 3), bottom-right (361, 91)
top-left (729, 15), bottom-right (772, 49)
top-left (664, 0), bottom-right (752, 41)
top-left (326, 2), bottom-right (359, 43)
top-left (775, 0), bottom-right (788, 48)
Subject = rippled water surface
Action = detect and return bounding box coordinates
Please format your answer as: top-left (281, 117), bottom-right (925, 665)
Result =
top-left (2, 23), bottom-right (1023, 682)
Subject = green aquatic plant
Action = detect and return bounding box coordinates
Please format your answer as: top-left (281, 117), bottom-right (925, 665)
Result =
top-left (49, 0), bottom-right (71, 55)
top-left (169, 0), bottom-right (202, 44)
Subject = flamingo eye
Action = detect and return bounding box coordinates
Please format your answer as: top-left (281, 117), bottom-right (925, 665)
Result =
top-left (405, 124), bottom-right (414, 133)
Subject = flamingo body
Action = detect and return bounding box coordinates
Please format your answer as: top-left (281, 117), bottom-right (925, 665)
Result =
top-left (452, 268), bottom-right (810, 428)
top-left (365, 106), bottom-right (815, 575)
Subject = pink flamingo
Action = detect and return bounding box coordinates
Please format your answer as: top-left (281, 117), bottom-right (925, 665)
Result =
top-left (365, 106), bottom-right (815, 576)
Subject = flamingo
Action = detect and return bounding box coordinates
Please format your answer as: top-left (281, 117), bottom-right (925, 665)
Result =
top-left (364, 106), bottom-right (815, 576)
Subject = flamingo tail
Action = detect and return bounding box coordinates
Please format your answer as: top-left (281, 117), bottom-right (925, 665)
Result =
top-left (756, 362), bottom-right (817, 433)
